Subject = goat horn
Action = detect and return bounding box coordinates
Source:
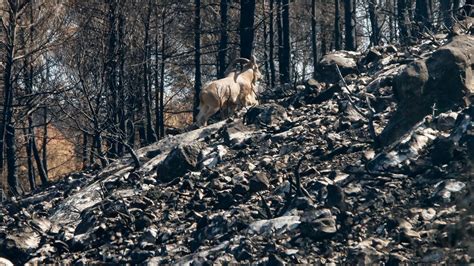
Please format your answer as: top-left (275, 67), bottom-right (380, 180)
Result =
top-left (251, 55), bottom-right (257, 64)
top-left (223, 58), bottom-right (251, 76)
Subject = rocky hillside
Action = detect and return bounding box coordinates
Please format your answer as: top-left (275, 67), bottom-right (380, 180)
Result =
top-left (0, 34), bottom-right (473, 264)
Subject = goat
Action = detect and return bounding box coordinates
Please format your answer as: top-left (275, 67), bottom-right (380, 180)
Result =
top-left (195, 55), bottom-right (261, 127)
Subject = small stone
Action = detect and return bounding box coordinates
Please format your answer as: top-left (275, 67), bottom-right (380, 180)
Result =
top-left (421, 208), bottom-right (436, 221)
top-left (249, 172), bottom-right (270, 193)
top-left (436, 112), bottom-right (458, 131)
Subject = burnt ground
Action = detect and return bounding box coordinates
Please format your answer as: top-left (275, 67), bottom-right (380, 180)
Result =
top-left (0, 35), bottom-right (473, 265)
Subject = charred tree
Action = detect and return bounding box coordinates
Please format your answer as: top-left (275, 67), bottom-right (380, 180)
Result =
top-left (218, 0), bottom-right (229, 78)
top-left (397, 0), bottom-right (412, 45)
top-left (415, 0), bottom-right (432, 32)
top-left (311, 0), bottom-right (319, 78)
top-left (142, 0), bottom-right (157, 144)
top-left (269, 0), bottom-right (276, 87)
top-left (368, 0), bottom-right (381, 46)
top-left (335, 0), bottom-right (342, 50)
top-left (240, 0), bottom-right (256, 59)
top-left (344, 0), bottom-right (356, 51)
top-left (193, 0), bottom-right (202, 121)
top-left (279, 0), bottom-right (291, 84)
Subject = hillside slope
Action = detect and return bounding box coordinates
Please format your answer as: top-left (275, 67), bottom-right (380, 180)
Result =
top-left (0, 35), bottom-right (473, 264)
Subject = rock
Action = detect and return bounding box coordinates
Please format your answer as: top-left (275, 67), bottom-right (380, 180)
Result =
top-left (222, 121), bottom-right (252, 148)
top-left (431, 137), bottom-right (455, 165)
top-left (348, 239), bottom-right (387, 264)
top-left (326, 184), bottom-right (346, 211)
top-left (244, 104), bottom-right (288, 128)
top-left (436, 112), bottom-right (458, 131)
top-left (200, 145), bottom-right (227, 168)
top-left (249, 172), bottom-right (270, 193)
top-left (300, 209), bottom-right (337, 240)
top-left (268, 254), bottom-right (286, 266)
top-left (432, 179), bottom-right (466, 203)
top-left (305, 78), bottom-right (321, 91)
top-left (316, 52), bottom-right (359, 83)
top-left (363, 48), bottom-right (383, 64)
top-left (216, 192), bottom-right (235, 210)
top-left (380, 35), bottom-right (474, 146)
top-left (157, 143), bottom-right (202, 182)
top-left (248, 216), bottom-right (300, 235)
top-left (0, 228), bottom-right (41, 263)
top-left (421, 208), bottom-right (436, 221)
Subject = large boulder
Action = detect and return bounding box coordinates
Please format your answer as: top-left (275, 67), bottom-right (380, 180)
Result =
top-left (379, 35), bottom-right (474, 146)
top-left (157, 143), bottom-right (203, 182)
top-left (316, 51), bottom-right (360, 83)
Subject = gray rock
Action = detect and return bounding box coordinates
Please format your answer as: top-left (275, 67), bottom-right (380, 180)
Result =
top-left (249, 172), bottom-right (270, 193)
top-left (316, 52), bottom-right (359, 83)
top-left (432, 179), bottom-right (466, 203)
top-left (248, 216), bottom-right (300, 235)
top-left (244, 103), bottom-right (288, 128)
top-left (300, 208), bottom-right (337, 240)
top-left (222, 121), bottom-right (252, 148)
top-left (380, 35), bottom-right (474, 146)
top-left (157, 142), bottom-right (202, 182)
top-left (436, 112), bottom-right (458, 131)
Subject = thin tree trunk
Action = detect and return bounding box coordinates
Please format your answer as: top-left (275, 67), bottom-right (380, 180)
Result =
top-left (415, 0), bottom-right (432, 32)
top-left (277, 0), bottom-right (283, 83)
top-left (106, 0), bottom-right (119, 156)
top-left (440, 0), bottom-right (453, 28)
top-left (2, 2), bottom-right (22, 196)
top-left (280, 0), bottom-right (291, 84)
top-left (344, 0), bottom-right (356, 51)
top-left (263, 0), bottom-right (270, 86)
top-left (143, 0), bottom-right (157, 144)
top-left (159, 10), bottom-right (166, 138)
top-left (117, 13), bottom-right (126, 155)
top-left (240, 0), bottom-right (256, 59)
top-left (335, 0), bottom-right (342, 50)
top-left (23, 125), bottom-right (36, 191)
top-left (311, 0), bottom-right (319, 77)
top-left (82, 131), bottom-right (88, 169)
top-left (269, 0), bottom-right (276, 88)
top-left (30, 116), bottom-right (48, 186)
top-left (368, 0), bottom-right (380, 46)
top-left (218, 0), bottom-right (229, 78)
top-left (397, 0), bottom-right (411, 45)
top-left (193, 0), bottom-right (202, 121)
top-left (42, 107), bottom-right (48, 176)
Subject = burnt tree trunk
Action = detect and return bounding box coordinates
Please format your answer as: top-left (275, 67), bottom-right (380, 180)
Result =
top-left (23, 125), bottom-right (36, 191)
top-left (397, 0), bottom-right (412, 45)
top-left (105, 0), bottom-right (120, 156)
top-left (269, 0), bottom-right (276, 87)
top-left (159, 10), bottom-right (166, 138)
top-left (218, 0), bottom-right (229, 78)
top-left (311, 0), bottom-right (319, 78)
top-left (280, 0), bottom-right (291, 84)
top-left (415, 0), bottom-right (432, 32)
top-left (30, 117), bottom-right (48, 186)
top-left (143, 0), bottom-right (157, 144)
top-left (240, 0), bottom-right (256, 59)
top-left (193, 0), bottom-right (202, 121)
top-left (117, 12), bottom-right (126, 155)
top-left (1, 1), bottom-right (23, 196)
top-left (344, 0), bottom-right (356, 51)
top-left (335, 0), bottom-right (342, 50)
top-left (368, 0), bottom-right (381, 46)
top-left (42, 107), bottom-right (48, 176)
